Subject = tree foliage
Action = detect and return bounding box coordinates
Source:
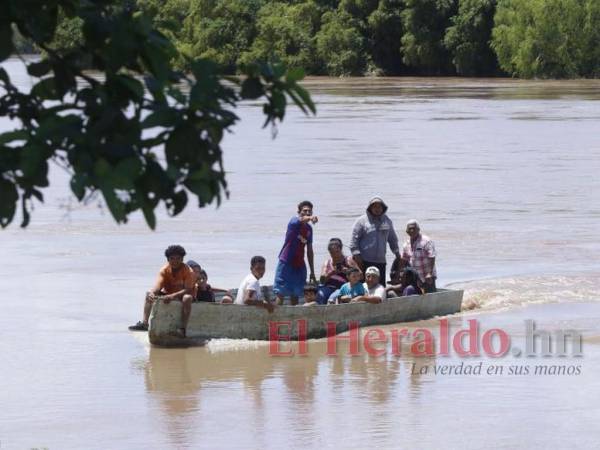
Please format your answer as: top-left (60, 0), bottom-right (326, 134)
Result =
top-left (178, 0), bottom-right (264, 73)
top-left (25, 0), bottom-right (600, 78)
top-left (366, 0), bottom-right (405, 74)
top-left (338, 0), bottom-right (379, 20)
top-left (444, 0), bottom-right (499, 76)
top-left (400, 0), bottom-right (458, 75)
top-left (492, 0), bottom-right (600, 78)
top-left (0, 0), bottom-right (315, 229)
top-left (316, 10), bottom-right (367, 75)
top-left (240, 1), bottom-right (322, 73)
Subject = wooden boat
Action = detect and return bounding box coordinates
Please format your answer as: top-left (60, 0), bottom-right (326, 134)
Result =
top-left (148, 287), bottom-right (463, 347)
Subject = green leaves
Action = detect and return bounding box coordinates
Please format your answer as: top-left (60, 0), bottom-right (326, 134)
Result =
top-left (142, 108), bottom-right (179, 129)
top-left (27, 60), bottom-right (52, 77)
top-left (113, 157), bottom-right (142, 189)
top-left (0, 178), bottom-right (18, 227)
top-left (31, 77), bottom-right (62, 100)
top-left (100, 184), bottom-right (127, 223)
top-left (400, 0), bottom-right (457, 75)
top-left (70, 172), bottom-right (88, 201)
top-left (444, 0), bottom-right (499, 76)
top-left (20, 3), bottom-right (59, 42)
top-left (0, 130), bottom-right (28, 146)
top-left (315, 10), bottom-right (367, 76)
top-left (239, 61), bottom-right (315, 128)
top-left (285, 67), bottom-right (305, 83)
top-left (165, 124), bottom-right (200, 170)
top-left (1, 0), bottom-right (315, 229)
top-left (287, 82), bottom-right (315, 115)
top-left (111, 74), bottom-right (145, 103)
top-left (165, 190), bottom-right (188, 216)
top-left (240, 77), bottom-right (265, 99)
top-left (492, 0), bottom-right (599, 78)
top-left (0, 24), bottom-right (14, 62)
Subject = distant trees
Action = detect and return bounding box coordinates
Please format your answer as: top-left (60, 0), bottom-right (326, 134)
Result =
top-left (445, 0), bottom-right (499, 76)
top-left (316, 10), bottom-right (366, 75)
top-left (15, 0), bottom-right (600, 78)
top-left (367, 1), bottom-right (404, 74)
top-left (492, 0), bottom-right (600, 78)
top-left (180, 0), bottom-right (264, 73)
top-left (400, 0), bottom-right (457, 75)
top-left (241, 1), bottom-right (322, 73)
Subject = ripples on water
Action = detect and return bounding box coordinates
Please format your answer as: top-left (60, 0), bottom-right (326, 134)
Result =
top-left (456, 272), bottom-right (600, 312)
top-left (1, 58), bottom-right (600, 449)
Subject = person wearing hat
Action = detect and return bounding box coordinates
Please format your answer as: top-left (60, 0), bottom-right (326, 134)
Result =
top-left (351, 266), bottom-right (386, 304)
top-left (401, 220), bottom-right (437, 293)
top-left (350, 196), bottom-right (400, 285)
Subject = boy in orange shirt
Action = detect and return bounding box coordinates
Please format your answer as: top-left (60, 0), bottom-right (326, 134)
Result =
top-left (129, 245), bottom-right (195, 337)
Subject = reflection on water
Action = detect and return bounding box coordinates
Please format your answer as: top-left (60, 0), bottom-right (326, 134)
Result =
top-left (1, 57), bottom-right (600, 448)
top-left (140, 305), bottom-right (600, 449)
top-left (142, 331), bottom-right (436, 448)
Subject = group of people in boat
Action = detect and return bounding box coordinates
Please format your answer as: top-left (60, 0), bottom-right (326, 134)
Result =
top-left (129, 197), bottom-right (437, 337)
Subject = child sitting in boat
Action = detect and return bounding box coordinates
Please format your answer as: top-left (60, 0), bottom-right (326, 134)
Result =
top-left (337, 267), bottom-right (366, 303)
top-left (187, 260), bottom-right (233, 303)
top-left (386, 266), bottom-right (423, 298)
top-left (399, 267), bottom-right (423, 296)
top-left (302, 284), bottom-right (318, 306)
top-left (234, 256), bottom-right (274, 312)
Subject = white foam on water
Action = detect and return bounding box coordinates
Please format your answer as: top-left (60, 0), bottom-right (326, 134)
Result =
top-left (129, 331), bottom-right (151, 353)
top-left (206, 338), bottom-right (270, 353)
top-left (450, 271), bottom-right (600, 313)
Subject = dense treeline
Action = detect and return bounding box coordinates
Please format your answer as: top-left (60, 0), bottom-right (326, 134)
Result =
top-left (13, 0), bottom-right (600, 78)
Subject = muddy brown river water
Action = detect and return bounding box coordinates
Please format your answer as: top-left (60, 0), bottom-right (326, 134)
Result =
top-left (1, 59), bottom-right (600, 449)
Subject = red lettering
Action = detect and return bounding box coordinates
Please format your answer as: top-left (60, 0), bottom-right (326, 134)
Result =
top-left (269, 321), bottom-right (294, 356)
top-left (439, 318), bottom-right (450, 356)
top-left (298, 319), bottom-right (308, 355)
top-left (452, 319), bottom-right (480, 357)
top-left (326, 321), bottom-right (360, 356)
top-left (482, 328), bottom-right (510, 357)
top-left (391, 328), bottom-right (409, 356)
top-left (364, 328), bottom-right (387, 357)
top-left (411, 328), bottom-right (435, 356)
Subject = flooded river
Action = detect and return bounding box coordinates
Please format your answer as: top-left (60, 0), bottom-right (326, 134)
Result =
top-left (1, 59), bottom-right (600, 449)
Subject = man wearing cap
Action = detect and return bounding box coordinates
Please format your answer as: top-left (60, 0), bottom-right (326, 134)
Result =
top-left (401, 220), bottom-right (437, 293)
top-left (351, 266), bottom-right (386, 304)
top-left (350, 196), bottom-right (400, 285)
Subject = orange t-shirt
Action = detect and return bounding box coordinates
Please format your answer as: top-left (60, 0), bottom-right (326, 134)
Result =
top-left (157, 263), bottom-right (195, 295)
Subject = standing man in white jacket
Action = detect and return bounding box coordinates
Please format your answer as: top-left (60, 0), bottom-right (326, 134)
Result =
top-left (350, 196), bottom-right (400, 286)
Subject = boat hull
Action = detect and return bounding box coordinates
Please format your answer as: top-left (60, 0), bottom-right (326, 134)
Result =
top-left (148, 289), bottom-right (463, 346)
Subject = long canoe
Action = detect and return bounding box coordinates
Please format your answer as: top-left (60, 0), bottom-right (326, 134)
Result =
top-left (148, 287), bottom-right (463, 346)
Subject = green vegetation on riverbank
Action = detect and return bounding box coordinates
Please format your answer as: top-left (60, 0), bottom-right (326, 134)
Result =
top-left (15, 0), bottom-right (600, 78)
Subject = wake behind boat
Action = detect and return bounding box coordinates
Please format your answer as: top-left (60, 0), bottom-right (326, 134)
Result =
top-left (148, 287), bottom-right (463, 346)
